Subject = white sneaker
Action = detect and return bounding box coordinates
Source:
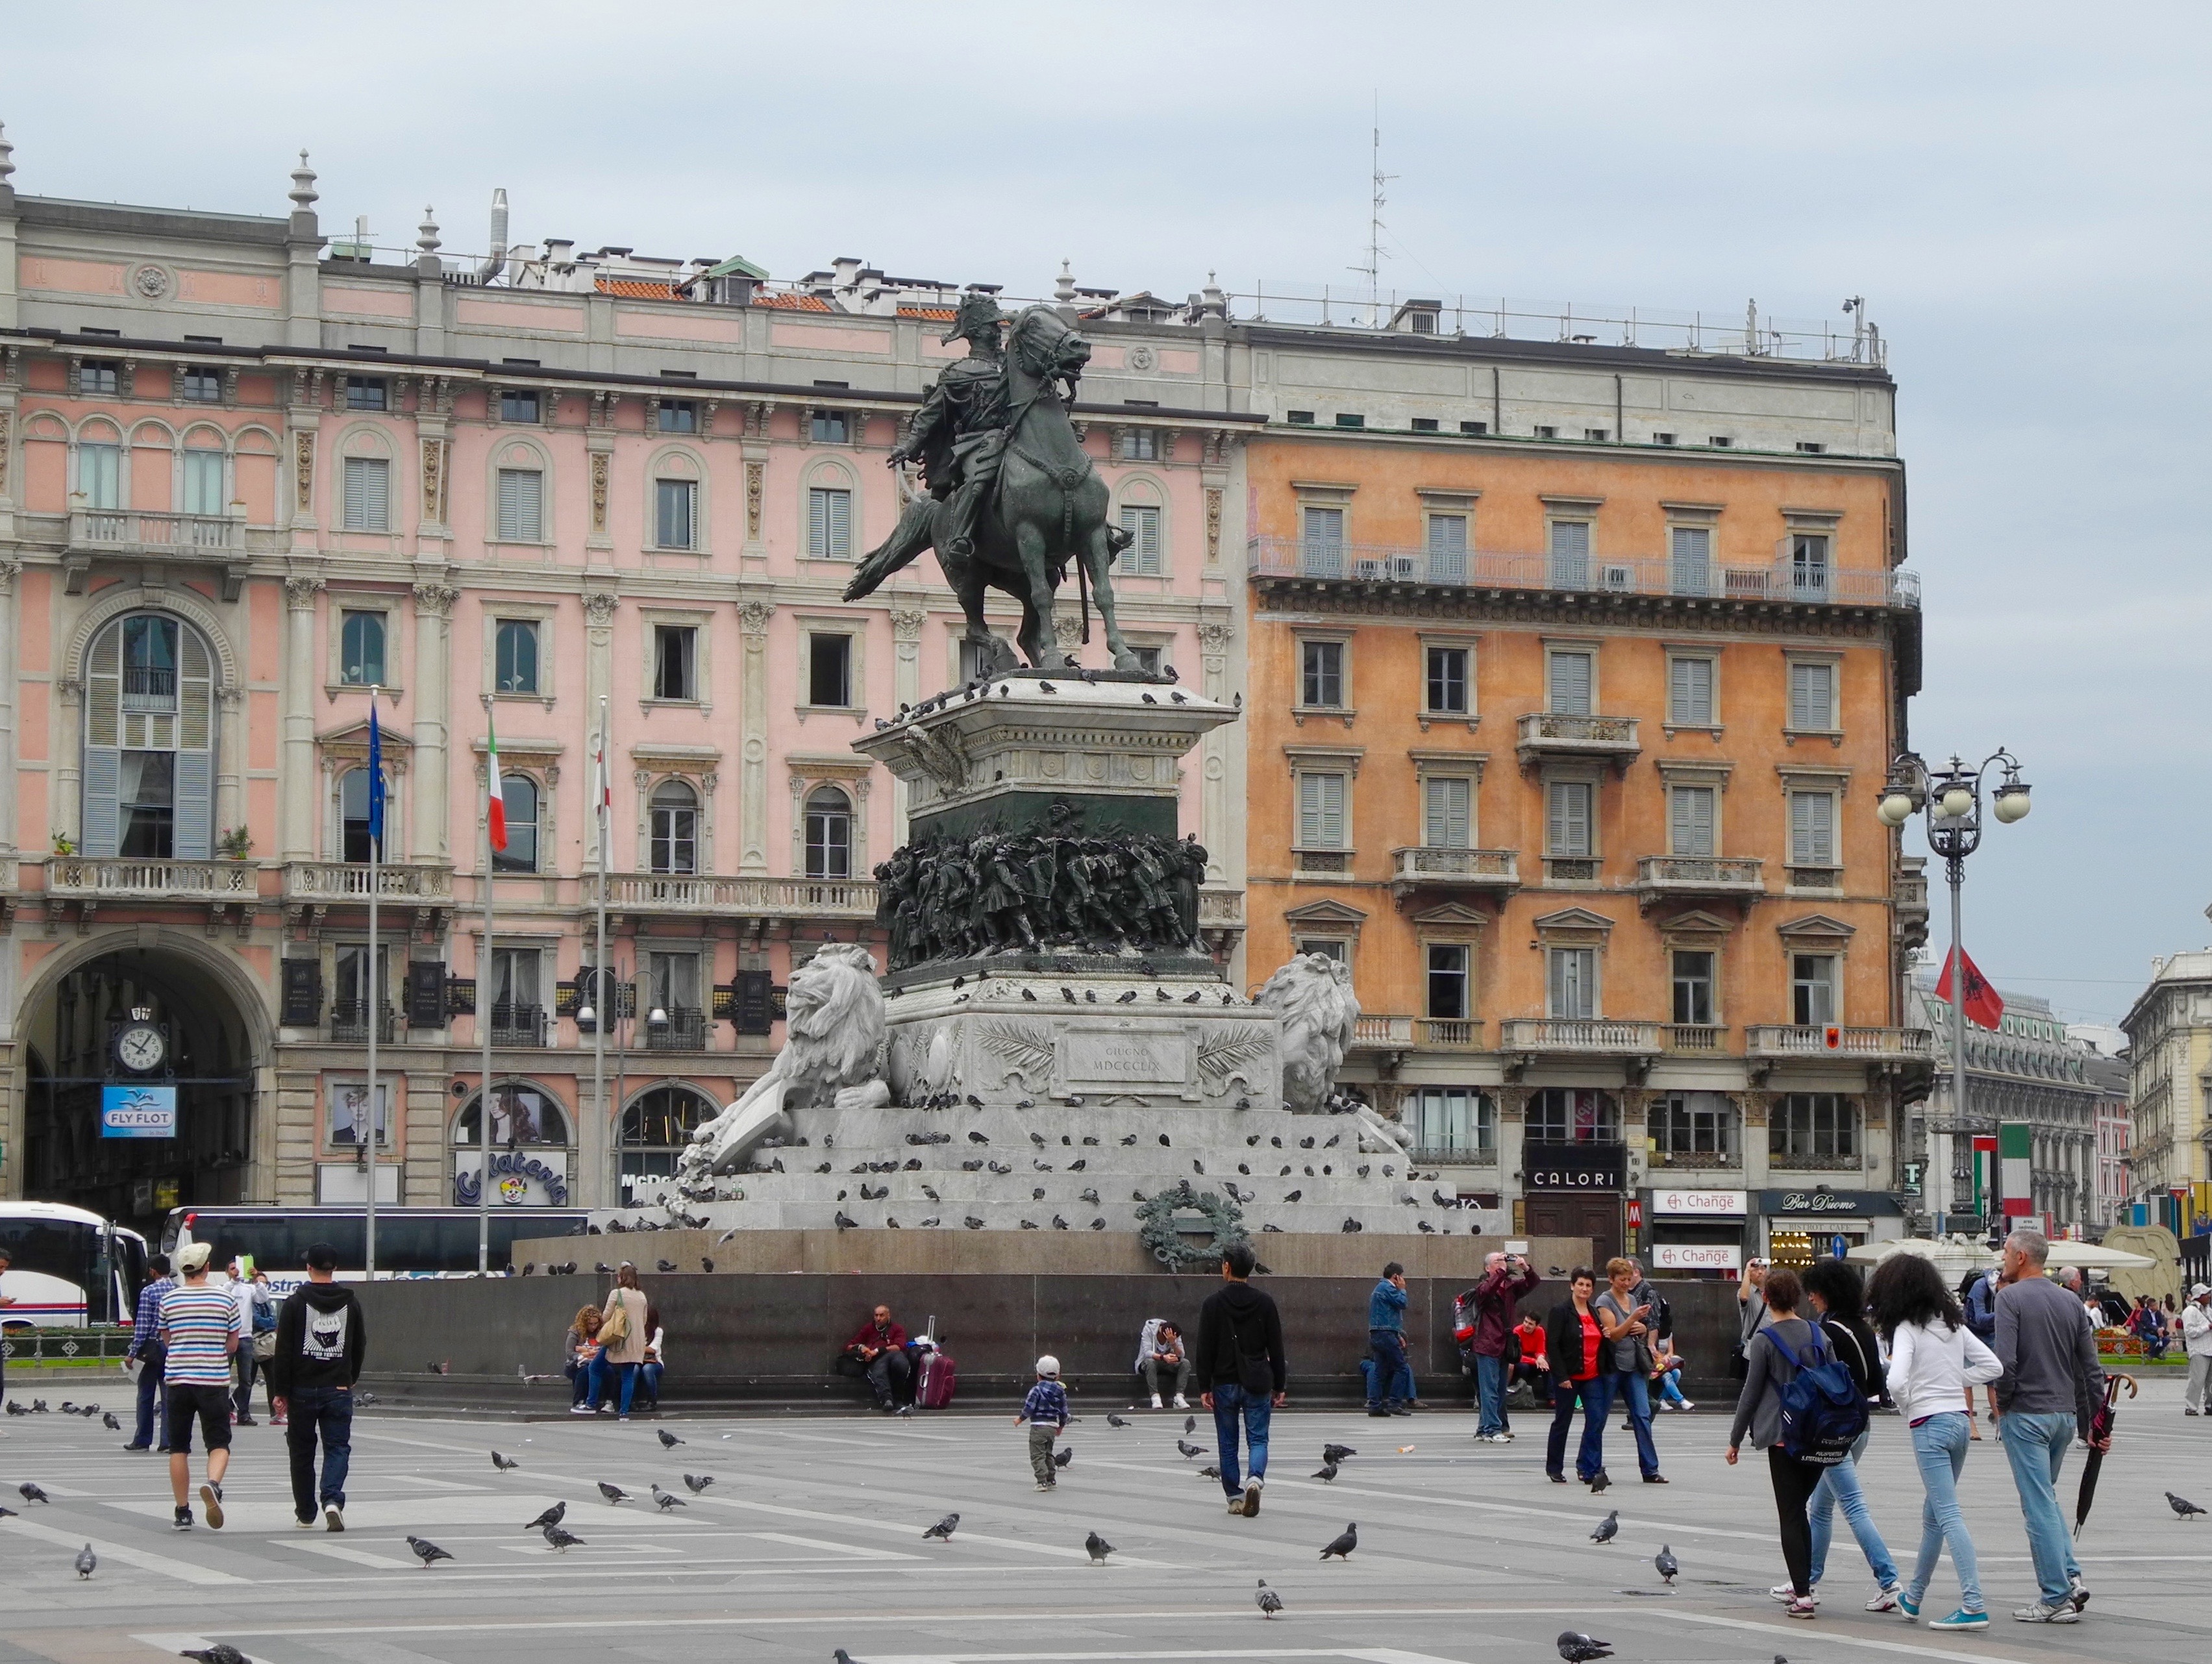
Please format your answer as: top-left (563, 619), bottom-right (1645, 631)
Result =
top-left (1867, 1583), bottom-right (1902, 1612)
top-left (1150, 1394), bottom-right (1163, 1409)
top-left (1771, 1584), bottom-right (1820, 1604)
top-left (1173, 1395), bottom-right (1189, 1409)
top-left (1680, 1401), bottom-right (1696, 1412)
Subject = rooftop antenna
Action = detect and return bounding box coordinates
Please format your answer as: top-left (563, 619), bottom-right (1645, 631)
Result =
top-left (1348, 93), bottom-right (1395, 327)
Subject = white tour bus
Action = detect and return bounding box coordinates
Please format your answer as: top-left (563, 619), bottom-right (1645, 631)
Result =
top-left (0, 1201), bottom-right (149, 1328)
top-left (161, 1205), bottom-right (588, 1292)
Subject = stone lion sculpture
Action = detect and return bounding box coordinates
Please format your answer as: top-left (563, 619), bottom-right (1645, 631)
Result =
top-left (676, 943), bottom-right (892, 1191)
top-left (1253, 952), bottom-right (1360, 1114)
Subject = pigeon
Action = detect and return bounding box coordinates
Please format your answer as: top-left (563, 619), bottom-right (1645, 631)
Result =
top-left (428, 1361), bottom-right (450, 1375)
top-left (1021, 987), bottom-right (1038, 1000)
top-left (1656, 1543), bottom-right (1678, 1584)
top-left (1107, 1413), bottom-right (1130, 1428)
top-left (1319, 1522), bottom-right (1358, 1559)
top-left (969, 1130), bottom-right (989, 1144)
top-left (179, 1650), bottom-right (247, 1664)
top-left (682, 1473), bottom-right (715, 1493)
top-left (1182, 990), bottom-right (1202, 1003)
top-left (1198, 1465), bottom-right (1221, 1479)
top-left (525, 1501), bottom-right (566, 1532)
top-left (1038, 680), bottom-right (1057, 694)
top-left (834, 1211), bottom-right (859, 1230)
top-left (75, 1543), bottom-right (96, 1580)
top-left (922, 1511), bottom-right (961, 1541)
top-left (1140, 692), bottom-right (1157, 704)
top-left (491, 1450), bottom-right (519, 1472)
top-left (1177, 1439), bottom-right (1206, 1459)
top-left (2169, 1491), bottom-right (2206, 1519)
top-left (544, 1522), bottom-right (584, 1552)
top-left (1558, 1634), bottom-right (1613, 1664)
top-left (1591, 1470), bottom-right (1611, 1493)
top-left (1053, 1446), bottom-right (1073, 1469)
top-left (101, 1412), bottom-right (120, 1431)
top-left (1184, 1413), bottom-right (1198, 1434)
top-left (1256, 1578), bottom-right (1283, 1617)
top-left (1321, 1443), bottom-right (1357, 1463)
top-left (964, 1216), bottom-right (985, 1230)
top-left (19, 1483), bottom-right (48, 1504)
top-left (1121, 1134), bottom-right (1138, 1145)
top-left (1085, 1528), bottom-right (1113, 1563)
top-left (651, 1485), bottom-right (686, 1511)
top-left (1062, 987), bottom-right (1077, 1003)
top-left (1313, 1460), bottom-right (1339, 1481)
top-left (597, 1482), bottom-right (631, 1505)
top-left (407, 1535), bottom-right (455, 1567)
top-left (656, 1260), bottom-right (678, 1273)
top-left (1591, 1509), bottom-right (1619, 1543)
top-left (658, 1428), bottom-right (684, 1448)
top-left (0, 1506), bottom-right (14, 1518)
top-left (701, 1258), bottom-right (714, 1273)
top-left (1116, 989), bottom-right (1137, 1004)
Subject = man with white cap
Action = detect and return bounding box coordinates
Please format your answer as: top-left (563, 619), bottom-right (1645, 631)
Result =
top-left (2183, 1284), bottom-right (2212, 1415)
top-left (158, 1242), bottom-right (240, 1530)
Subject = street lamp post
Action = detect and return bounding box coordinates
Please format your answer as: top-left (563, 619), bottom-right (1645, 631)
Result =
top-left (1878, 748), bottom-right (2032, 1235)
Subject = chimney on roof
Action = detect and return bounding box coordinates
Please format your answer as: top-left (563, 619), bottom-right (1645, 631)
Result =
top-left (1054, 260), bottom-right (1076, 304)
top-left (478, 188), bottom-right (509, 283)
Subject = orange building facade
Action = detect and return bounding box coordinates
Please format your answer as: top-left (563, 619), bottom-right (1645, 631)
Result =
top-left (1233, 329), bottom-right (1930, 1263)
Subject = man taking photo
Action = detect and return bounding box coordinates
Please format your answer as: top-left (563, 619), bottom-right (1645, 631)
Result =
top-left (1465, 1249), bottom-right (1539, 1442)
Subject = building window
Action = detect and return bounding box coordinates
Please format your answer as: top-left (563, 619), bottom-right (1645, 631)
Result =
top-left (1336, 413), bottom-right (1366, 428)
top-left (455, 1083), bottom-right (567, 1145)
top-left (806, 408), bottom-right (851, 443)
top-left (122, 615), bottom-right (179, 711)
top-left (649, 779), bottom-right (697, 875)
top-left (118, 752), bottom-right (176, 857)
top-left (340, 456), bottom-right (390, 531)
top-left (1789, 534), bottom-right (1832, 599)
top-left (1296, 936), bottom-right (1348, 963)
top-left (495, 467), bottom-right (544, 541)
top-left (1669, 525), bottom-right (1713, 595)
top-left (1668, 655), bottom-right (1715, 726)
top-left (1788, 660), bottom-right (1837, 732)
top-left (1671, 950), bottom-right (1715, 1025)
top-left (1652, 430), bottom-right (1677, 445)
top-left (1300, 640), bottom-right (1344, 708)
top-left (1533, 425), bottom-right (1558, 440)
top-left (1668, 784), bottom-right (1716, 856)
top-left (333, 944), bottom-right (393, 1037)
top-left (1527, 1087), bottom-right (1619, 1142)
top-left (1424, 645), bottom-right (1469, 714)
top-left (340, 767), bottom-right (377, 862)
top-left (1120, 428), bottom-right (1157, 461)
top-left (1789, 790), bottom-right (1835, 867)
top-left (652, 625), bottom-right (697, 701)
top-left (1651, 1091), bottom-right (1736, 1160)
top-left (344, 376), bottom-right (387, 412)
top-left (494, 620), bottom-right (540, 695)
top-left (488, 946), bottom-right (543, 1032)
top-left (499, 388), bottom-right (540, 423)
top-left (807, 486), bottom-right (852, 560)
top-left (807, 634), bottom-right (853, 708)
top-left (1545, 780), bottom-right (1593, 858)
top-left (1126, 645), bottom-right (1163, 677)
top-left (1422, 775), bottom-right (1472, 849)
top-left (660, 400), bottom-right (699, 434)
top-left (181, 367), bottom-right (221, 404)
top-left (1771, 1093), bottom-right (1858, 1162)
top-left (1546, 947), bottom-right (1598, 1019)
top-left (78, 362), bottom-right (121, 397)
top-left (1548, 519), bottom-right (1591, 588)
top-left (1299, 504), bottom-right (1346, 577)
top-left (82, 612), bottom-right (216, 860)
top-left (619, 1085), bottom-right (718, 1202)
top-left (647, 950), bottom-right (701, 1021)
top-left (1117, 503), bottom-right (1162, 575)
top-left (1426, 943), bottom-right (1470, 1020)
top-left (79, 441), bottom-right (122, 508)
top-left (1791, 953), bottom-right (1839, 1026)
top-left (804, 786), bottom-right (852, 879)
top-left (1460, 420), bottom-right (1487, 436)
top-left (182, 449), bottom-right (226, 517)
top-left (1547, 648), bottom-right (1593, 715)
top-left (1410, 1088), bottom-right (1496, 1158)
top-left (1296, 771), bottom-right (1347, 850)
top-left (1286, 410), bottom-right (1315, 425)
top-left (493, 774), bottom-right (540, 873)
top-left (1425, 513), bottom-right (1469, 582)
top-left (340, 610), bottom-right (387, 686)
top-left (654, 478), bottom-right (697, 549)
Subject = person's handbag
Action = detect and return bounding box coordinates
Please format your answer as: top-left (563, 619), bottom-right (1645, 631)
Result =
top-left (253, 1330), bottom-right (278, 1361)
top-left (597, 1295), bottom-right (631, 1347)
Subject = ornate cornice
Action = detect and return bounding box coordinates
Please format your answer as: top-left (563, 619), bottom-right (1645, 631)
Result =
top-left (1250, 578), bottom-right (1903, 645)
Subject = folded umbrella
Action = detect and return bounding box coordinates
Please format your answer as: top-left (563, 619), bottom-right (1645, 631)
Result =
top-left (2073, 1372), bottom-right (2136, 1538)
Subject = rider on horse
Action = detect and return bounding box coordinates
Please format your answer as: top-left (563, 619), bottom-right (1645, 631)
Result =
top-left (890, 292), bottom-right (1013, 564)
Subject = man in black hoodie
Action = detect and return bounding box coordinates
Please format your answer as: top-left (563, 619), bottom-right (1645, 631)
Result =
top-left (1196, 1241), bottom-right (1286, 1519)
top-left (267, 1242), bottom-right (367, 1532)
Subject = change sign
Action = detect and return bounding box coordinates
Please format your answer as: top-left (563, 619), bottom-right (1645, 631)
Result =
top-left (101, 1084), bottom-right (177, 1138)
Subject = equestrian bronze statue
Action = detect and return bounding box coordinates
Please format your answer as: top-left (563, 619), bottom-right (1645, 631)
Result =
top-left (843, 295), bottom-right (1143, 674)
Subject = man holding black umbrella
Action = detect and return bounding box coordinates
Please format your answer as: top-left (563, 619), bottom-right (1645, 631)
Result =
top-left (1991, 1228), bottom-right (2106, 1624)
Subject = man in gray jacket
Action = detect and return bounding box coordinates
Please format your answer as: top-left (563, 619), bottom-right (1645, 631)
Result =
top-left (1993, 1228), bottom-right (2106, 1625)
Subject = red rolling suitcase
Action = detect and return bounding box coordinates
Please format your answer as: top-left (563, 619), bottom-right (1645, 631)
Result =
top-left (915, 1315), bottom-right (956, 1408)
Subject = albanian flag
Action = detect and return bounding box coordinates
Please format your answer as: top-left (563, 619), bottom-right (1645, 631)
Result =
top-left (1936, 945), bottom-right (2005, 1030)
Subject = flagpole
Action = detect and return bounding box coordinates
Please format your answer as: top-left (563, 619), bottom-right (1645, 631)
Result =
top-left (366, 687), bottom-right (380, 1280)
top-left (594, 696), bottom-right (609, 1215)
top-left (478, 691), bottom-right (495, 1276)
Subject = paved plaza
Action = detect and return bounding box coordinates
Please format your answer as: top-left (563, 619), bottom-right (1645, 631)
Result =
top-left (0, 1375), bottom-right (2198, 1664)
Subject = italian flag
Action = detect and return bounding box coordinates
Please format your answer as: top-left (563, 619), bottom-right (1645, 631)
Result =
top-left (485, 710), bottom-right (508, 853)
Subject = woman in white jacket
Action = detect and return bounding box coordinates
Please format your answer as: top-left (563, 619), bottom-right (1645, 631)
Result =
top-left (1869, 1253), bottom-right (2002, 1632)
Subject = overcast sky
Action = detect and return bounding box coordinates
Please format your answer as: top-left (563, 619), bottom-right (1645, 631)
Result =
top-left (5, 3), bottom-right (2205, 1025)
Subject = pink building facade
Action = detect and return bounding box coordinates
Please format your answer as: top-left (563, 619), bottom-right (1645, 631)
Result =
top-left (0, 136), bottom-right (1251, 1219)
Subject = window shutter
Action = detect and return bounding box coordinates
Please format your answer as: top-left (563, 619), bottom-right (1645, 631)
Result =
top-left (1548, 519), bottom-right (1590, 585)
top-left (808, 488), bottom-right (827, 558)
top-left (497, 468), bottom-right (542, 541)
top-left (81, 748), bottom-right (121, 858)
top-left (828, 488), bottom-right (849, 559)
top-left (1299, 772), bottom-right (1344, 848)
top-left (342, 456), bottom-right (390, 531)
top-left (1300, 506), bottom-right (1345, 576)
top-left (1548, 651), bottom-right (1592, 715)
top-left (1426, 514), bottom-right (1468, 582)
top-left (1670, 656), bottom-right (1712, 725)
top-left (1791, 791), bottom-right (1835, 864)
top-left (1669, 786), bottom-right (1715, 856)
top-left (171, 751), bottom-right (213, 860)
top-left (1547, 780), bottom-right (1590, 856)
top-left (1789, 662), bottom-right (1833, 730)
top-left (1423, 776), bottom-right (1471, 849)
top-left (1119, 504), bottom-right (1162, 575)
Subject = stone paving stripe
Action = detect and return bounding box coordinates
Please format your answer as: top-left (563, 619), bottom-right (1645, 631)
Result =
top-left (1, 1519), bottom-right (249, 1585)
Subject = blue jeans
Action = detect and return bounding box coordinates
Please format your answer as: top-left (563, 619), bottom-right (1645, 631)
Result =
top-left (588, 1356), bottom-right (640, 1413)
top-left (1476, 1352), bottom-right (1508, 1435)
top-left (131, 1352), bottom-right (168, 1447)
top-left (640, 1360), bottom-right (664, 1406)
top-left (1210, 1381), bottom-right (1273, 1496)
top-left (1588, 1371), bottom-right (1659, 1478)
top-left (285, 1385), bottom-right (354, 1519)
top-left (1809, 1430), bottom-right (1898, 1589)
top-left (1998, 1410), bottom-right (2081, 1604)
top-left (1906, 1411), bottom-right (1982, 1613)
top-left (1656, 1367), bottom-right (1690, 1408)
top-left (1366, 1330), bottom-right (1410, 1409)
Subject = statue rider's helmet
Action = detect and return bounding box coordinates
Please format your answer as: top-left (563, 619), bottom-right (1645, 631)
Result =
top-left (943, 290), bottom-right (1006, 348)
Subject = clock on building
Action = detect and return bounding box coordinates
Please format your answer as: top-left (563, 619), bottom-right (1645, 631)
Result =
top-left (113, 1020), bottom-right (168, 1076)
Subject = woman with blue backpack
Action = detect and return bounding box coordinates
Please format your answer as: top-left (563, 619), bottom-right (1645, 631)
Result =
top-left (1725, 1268), bottom-right (1869, 1619)
top-left (1786, 1260), bottom-right (1901, 1611)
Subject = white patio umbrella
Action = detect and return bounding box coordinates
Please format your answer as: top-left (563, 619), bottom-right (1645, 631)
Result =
top-left (2037, 1239), bottom-right (2156, 1271)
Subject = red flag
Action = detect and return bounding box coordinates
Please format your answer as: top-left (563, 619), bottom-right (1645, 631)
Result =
top-left (484, 710), bottom-right (508, 853)
top-left (1937, 946), bottom-right (2004, 1030)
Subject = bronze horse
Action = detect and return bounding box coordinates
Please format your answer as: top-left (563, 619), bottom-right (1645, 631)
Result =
top-left (844, 305), bottom-right (1141, 673)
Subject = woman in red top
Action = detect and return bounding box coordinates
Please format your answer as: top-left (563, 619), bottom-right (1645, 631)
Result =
top-left (1543, 1268), bottom-right (1608, 1485)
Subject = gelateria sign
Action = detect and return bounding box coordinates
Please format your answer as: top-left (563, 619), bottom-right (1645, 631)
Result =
top-left (453, 1150), bottom-right (570, 1206)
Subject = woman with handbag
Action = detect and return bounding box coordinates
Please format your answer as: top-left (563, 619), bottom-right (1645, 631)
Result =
top-left (249, 1270), bottom-right (283, 1425)
top-left (1593, 1256), bottom-right (1666, 1484)
top-left (594, 1263), bottom-right (651, 1420)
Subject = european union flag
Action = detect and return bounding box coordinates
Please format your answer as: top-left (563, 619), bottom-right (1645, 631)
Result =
top-left (366, 693), bottom-right (386, 852)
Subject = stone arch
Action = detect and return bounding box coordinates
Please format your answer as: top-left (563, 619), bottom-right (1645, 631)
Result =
top-left (64, 585), bottom-right (241, 693)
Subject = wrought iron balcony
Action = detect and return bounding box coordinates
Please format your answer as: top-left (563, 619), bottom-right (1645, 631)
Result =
top-left (1635, 855), bottom-right (1765, 908)
top-left (329, 1001), bottom-right (397, 1045)
top-left (1390, 846), bottom-right (1519, 899)
top-left (643, 1008), bottom-right (710, 1052)
top-left (1498, 1017), bottom-right (1663, 1058)
top-left (601, 872), bottom-right (878, 921)
top-left (1515, 712), bottom-right (1641, 773)
top-left (490, 1003), bottom-right (548, 1047)
top-left (1746, 1024), bottom-right (1932, 1062)
top-left (1648, 1146), bottom-right (1741, 1170)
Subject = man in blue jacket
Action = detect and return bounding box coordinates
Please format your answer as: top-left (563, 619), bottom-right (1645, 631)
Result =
top-left (1367, 1261), bottom-right (1412, 1417)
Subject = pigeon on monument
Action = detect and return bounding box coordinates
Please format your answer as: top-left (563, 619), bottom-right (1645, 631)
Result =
top-left (406, 1535), bottom-right (455, 1567)
top-left (1591, 1509), bottom-right (1619, 1543)
top-left (1558, 1635), bottom-right (1613, 1663)
top-left (1255, 1579), bottom-right (1283, 1617)
top-left (922, 1511), bottom-right (961, 1541)
top-left (1319, 1522), bottom-right (1358, 1559)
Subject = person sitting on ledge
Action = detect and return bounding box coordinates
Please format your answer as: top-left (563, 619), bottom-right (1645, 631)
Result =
top-left (1136, 1317), bottom-right (1191, 1409)
top-left (841, 1304), bottom-right (913, 1411)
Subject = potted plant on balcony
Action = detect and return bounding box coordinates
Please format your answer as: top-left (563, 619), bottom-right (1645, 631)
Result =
top-left (218, 827), bottom-right (253, 860)
top-left (50, 833), bottom-right (75, 857)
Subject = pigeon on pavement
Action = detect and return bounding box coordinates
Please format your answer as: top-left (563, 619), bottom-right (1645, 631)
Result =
top-left (406, 1535), bottom-right (454, 1567)
top-left (1184, 1415), bottom-right (1197, 1434)
top-left (651, 1485), bottom-right (686, 1511)
top-left (2168, 1491), bottom-right (2206, 1519)
top-left (682, 1474), bottom-right (715, 1493)
top-left (922, 1511), bottom-right (960, 1541)
top-left (0, 1506), bottom-right (15, 1519)
top-left (1591, 1509), bottom-right (1619, 1543)
top-left (1591, 1470), bottom-right (1611, 1493)
top-left (1656, 1543), bottom-right (1678, 1583)
top-left (101, 1413), bottom-right (120, 1431)
top-left (75, 1543), bottom-right (96, 1580)
top-left (1558, 1634), bottom-right (1613, 1663)
top-left (1313, 1460), bottom-right (1339, 1481)
top-left (1106, 1413), bottom-right (1130, 1428)
top-left (1319, 1522), bottom-right (1358, 1559)
top-left (491, 1450), bottom-right (519, 1471)
top-left (658, 1429), bottom-right (684, 1448)
top-left (525, 1501), bottom-right (566, 1532)
top-left (1176, 1438), bottom-right (1207, 1459)
top-left (1321, 1443), bottom-right (1357, 1464)
top-left (1052, 1447), bottom-right (1073, 1469)
top-left (19, 1483), bottom-right (48, 1503)
top-left (1256, 1579), bottom-right (1283, 1617)
top-left (543, 1523), bottom-right (584, 1552)
top-left (179, 1648), bottom-right (247, 1664)
top-left (1085, 1530), bottom-right (1113, 1563)
top-left (597, 1482), bottom-right (630, 1505)
top-left (1199, 1465), bottom-right (1221, 1479)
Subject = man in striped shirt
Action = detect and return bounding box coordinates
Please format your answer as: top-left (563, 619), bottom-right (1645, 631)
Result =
top-left (159, 1243), bottom-right (238, 1531)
